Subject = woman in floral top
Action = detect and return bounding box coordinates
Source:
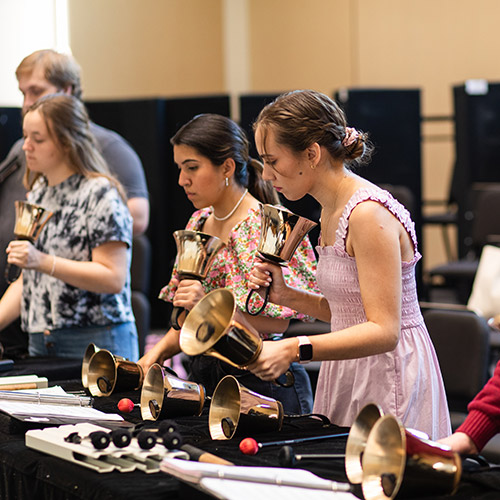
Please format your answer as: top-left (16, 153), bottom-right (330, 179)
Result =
top-left (138, 114), bottom-right (318, 414)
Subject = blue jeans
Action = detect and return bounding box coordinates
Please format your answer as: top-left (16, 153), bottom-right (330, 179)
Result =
top-left (29, 322), bottom-right (139, 361)
top-left (189, 356), bottom-right (313, 415)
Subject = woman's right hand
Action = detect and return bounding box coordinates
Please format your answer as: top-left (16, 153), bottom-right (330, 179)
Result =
top-left (248, 259), bottom-right (288, 306)
top-left (172, 279), bottom-right (205, 313)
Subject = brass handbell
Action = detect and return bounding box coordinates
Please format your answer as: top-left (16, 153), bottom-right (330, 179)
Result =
top-left (140, 363), bottom-right (206, 420)
top-left (245, 204), bottom-right (317, 316)
top-left (361, 414), bottom-right (461, 500)
top-left (208, 375), bottom-right (284, 440)
top-left (345, 403), bottom-right (385, 484)
top-left (170, 230), bottom-right (225, 329)
top-left (81, 343), bottom-right (127, 389)
top-left (87, 349), bottom-right (143, 397)
top-left (5, 201), bottom-right (53, 283)
top-left (180, 288), bottom-right (294, 387)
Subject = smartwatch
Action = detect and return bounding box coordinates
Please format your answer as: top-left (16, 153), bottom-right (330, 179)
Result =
top-left (297, 336), bottom-right (313, 364)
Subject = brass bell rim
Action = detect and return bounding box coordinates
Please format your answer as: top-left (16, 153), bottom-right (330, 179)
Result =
top-left (180, 288), bottom-right (237, 355)
top-left (345, 402), bottom-right (384, 484)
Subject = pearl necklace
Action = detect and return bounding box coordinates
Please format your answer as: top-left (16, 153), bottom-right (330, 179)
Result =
top-left (211, 189), bottom-right (248, 221)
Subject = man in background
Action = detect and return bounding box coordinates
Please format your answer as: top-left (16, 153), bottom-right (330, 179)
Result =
top-left (0, 49), bottom-right (150, 358)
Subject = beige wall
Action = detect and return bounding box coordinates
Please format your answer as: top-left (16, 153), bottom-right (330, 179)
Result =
top-left (67, 0), bottom-right (500, 270)
top-left (69, 0), bottom-right (224, 98)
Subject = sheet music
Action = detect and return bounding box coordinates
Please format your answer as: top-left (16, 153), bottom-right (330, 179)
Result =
top-left (0, 400), bottom-right (123, 421)
top-left (200, 477), bottom-right (356, 500)
top-left (161, 458), bottom-right (356, 500)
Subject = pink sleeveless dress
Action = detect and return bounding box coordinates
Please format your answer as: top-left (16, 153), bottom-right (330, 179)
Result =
top-left (313, 188), bottom-right (451, 440)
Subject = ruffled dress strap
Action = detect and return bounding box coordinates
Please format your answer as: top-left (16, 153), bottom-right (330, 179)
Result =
top-left (334, 187), bottom-right (421, 262)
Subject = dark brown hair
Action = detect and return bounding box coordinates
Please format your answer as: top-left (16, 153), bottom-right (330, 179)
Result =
top-left (171, 114), bottom-right (279, 204)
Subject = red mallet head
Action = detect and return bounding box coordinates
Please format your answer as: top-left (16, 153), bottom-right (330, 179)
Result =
top-left (117, 398), bottom-right (137, 413)
top-left (239, 437), bottom-right (259, 455)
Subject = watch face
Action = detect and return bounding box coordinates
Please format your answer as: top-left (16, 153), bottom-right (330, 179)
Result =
top-left (299, 343), bottom-right (313, 361)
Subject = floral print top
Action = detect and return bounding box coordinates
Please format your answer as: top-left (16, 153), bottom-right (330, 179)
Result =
top-left (21, 174), bottom-right (134, 333)
top-left (159, 206), bottom-right (319, 334)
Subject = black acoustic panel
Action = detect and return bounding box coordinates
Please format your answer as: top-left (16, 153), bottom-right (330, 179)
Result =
top-left (453, 83), bottom-right (500, 258)
top-left (239, 93), bottom-right (281, 158)
top-left (454, 82), bottom-right (500, 188)
top-left (334, 88), bottom-right (423, 291)
top-left (0, 107), bottom-right (22, 161)
top-left (86, 96), bottom-right (231, 328)
top-left (239, 93), bottom-right (321, 247)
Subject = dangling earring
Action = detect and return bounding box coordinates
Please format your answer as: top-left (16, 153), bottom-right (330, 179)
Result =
top-left (225, 177), bottom-right (229, 187)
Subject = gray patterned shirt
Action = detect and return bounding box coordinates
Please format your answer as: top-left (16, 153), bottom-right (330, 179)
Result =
top-left (21, 174), bottom-right (134, 332)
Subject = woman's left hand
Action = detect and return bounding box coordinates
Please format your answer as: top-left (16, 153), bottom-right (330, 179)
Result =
top-left (6, 240), bottom-right (44, 270)
top-left (247, 338), bottom-right (296, 381)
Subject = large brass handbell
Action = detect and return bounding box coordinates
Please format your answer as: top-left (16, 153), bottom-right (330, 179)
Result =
top-left (180, 288), bottom-right (294, 387)
top-left (5, 201), bottom-right (54, 283)
top-left (345, 403), bottom-right (385, 484)
top-left (140, 363), bottom-right (206, 420)
top-left (87, 349), bottom-right (143, 397)
top-left (361, 415), bottom-right (462, 500)
top-left (208, 375), bottom-right (284, 440)
top-left (245, 204), bottom-right (317, 316)
top-left (170, 230), bottom-right (225, 329)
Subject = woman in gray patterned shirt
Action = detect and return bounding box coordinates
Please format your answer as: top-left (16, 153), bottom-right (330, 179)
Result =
top-left (0, 94), bottom-right (138, 361)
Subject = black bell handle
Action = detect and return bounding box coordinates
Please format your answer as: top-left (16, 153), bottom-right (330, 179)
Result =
top-left (274, 369), bottom-right (295, 388)
top-left (4, 262), bottom-right (21, 284)
top-left (245, 287), bottom-right (270, 316)
top-left (170, 306), bottom-right (187, 331)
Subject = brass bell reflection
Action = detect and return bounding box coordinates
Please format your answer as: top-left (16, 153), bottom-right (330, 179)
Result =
top-left (170, 230), bottom-right (225, 330)
top-left (86, 349), bottom-right (143, 397)
top-left (180, 288), bottom-right (294, 387)
top-left (345, 403), bottom-right (385, 484)
top-left (245, 204), bottom-right (317, 316)
top-left (361, 415), bottom-right (461, 500)
top-left (5, 201), bottom-right (53, 283)
top-left (140, 363), bottom-right (206, 420)
top-left (180, 288), bottom-right (263, 368)
top-left (208, 375), bottom-right (284, 440)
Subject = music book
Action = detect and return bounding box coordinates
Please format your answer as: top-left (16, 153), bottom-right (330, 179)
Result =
top-left (160, 457), bottom-right (356, 500)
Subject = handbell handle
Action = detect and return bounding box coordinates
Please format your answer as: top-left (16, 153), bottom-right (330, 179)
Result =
top-left (4, 262), bottom-right (21, 284)
top-left (245, 287), bottom-right (270, 316)
top-left (170, 306), bottom-right (187, 330)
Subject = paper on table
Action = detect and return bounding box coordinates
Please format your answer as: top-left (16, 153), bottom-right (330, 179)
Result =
top-left (0, 400), bottom-right (123, 421)
top-left (161, 457), bottom-right (356, 500)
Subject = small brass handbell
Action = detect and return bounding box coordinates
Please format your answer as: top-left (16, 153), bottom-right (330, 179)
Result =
top-left (361, 415), bottom-right (462, 500)
top-left (208, 375), bottom-right (284, 440)
top-left (170, 230), bottom-right (225, 330)
top-left (81, 343), bottom-right (100, 389)
top-left (81, 343), bottom-right (126, 389)
top-left (345, 403), bottom-right (385, 484)
top-left (140, 363), bottom-right (206, 420)
top-left (246, 204), bottom-right (317, 316)
top-left (87, 349), bottom-right (143, 397)
top-left (5, 201), bottom-right (54, 283)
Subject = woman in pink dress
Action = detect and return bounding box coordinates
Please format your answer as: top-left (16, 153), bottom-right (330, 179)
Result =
top-left (247, 89), bottom-right (451, 439)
